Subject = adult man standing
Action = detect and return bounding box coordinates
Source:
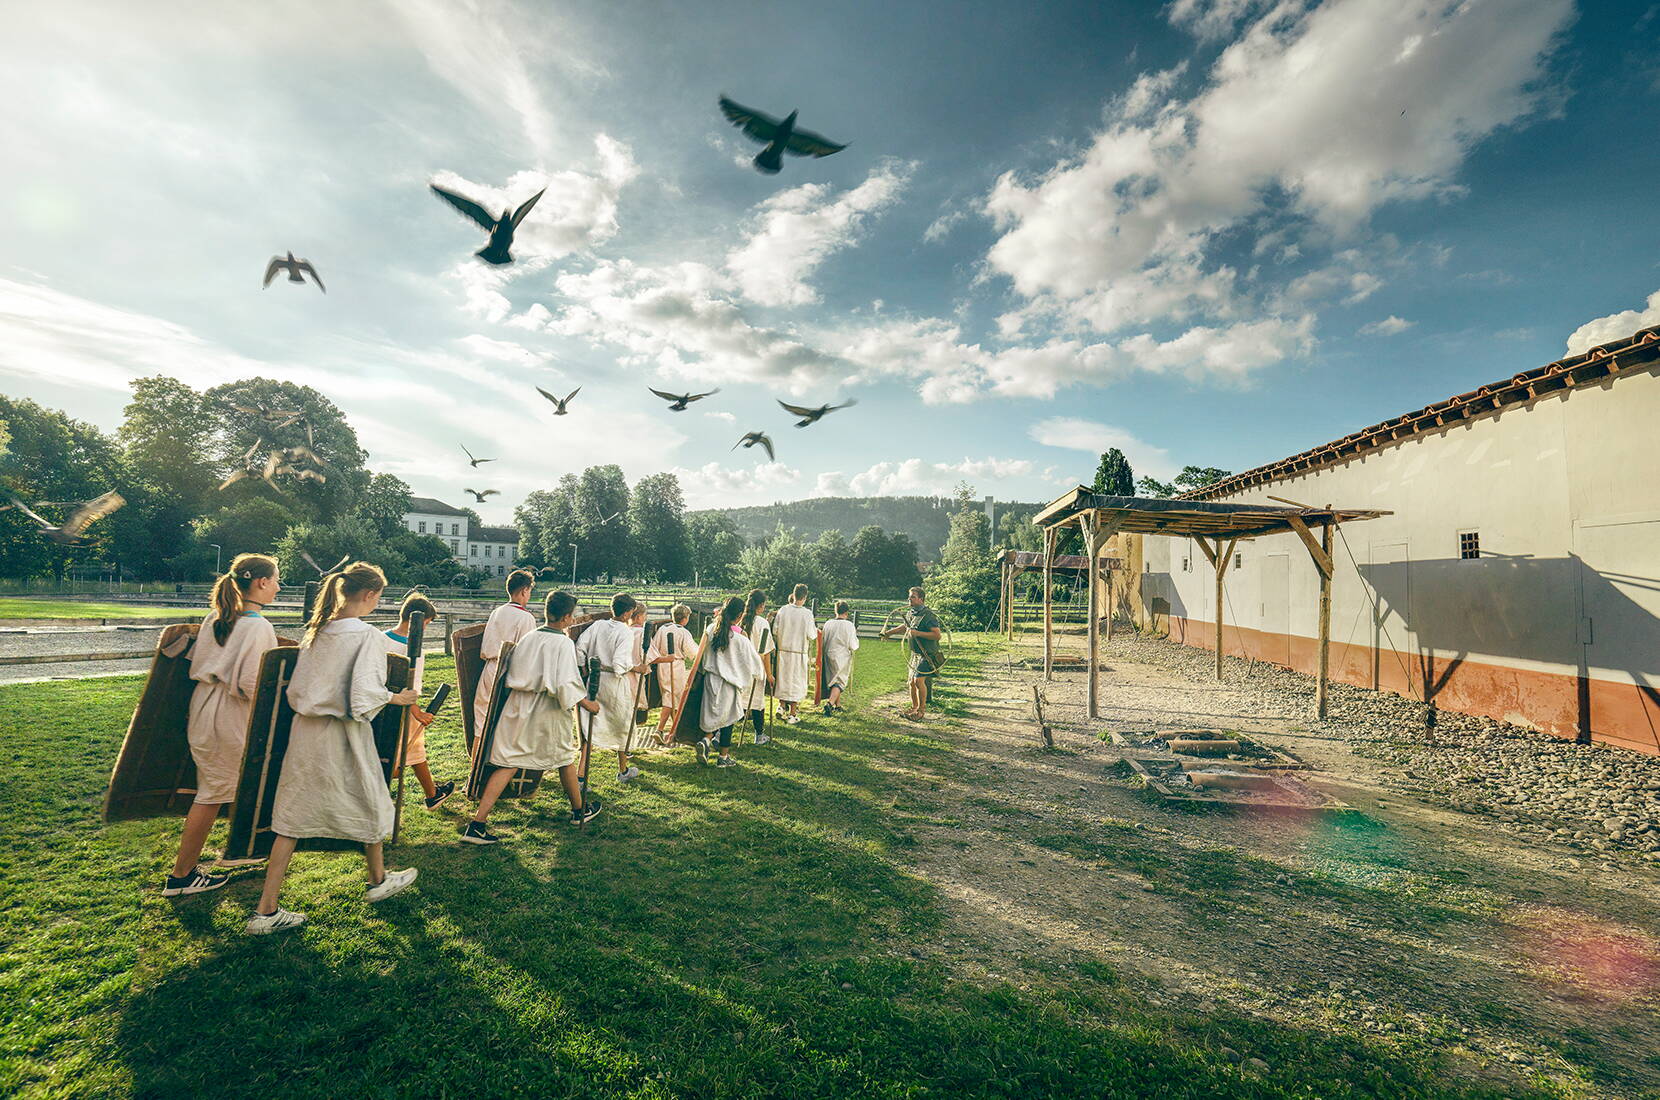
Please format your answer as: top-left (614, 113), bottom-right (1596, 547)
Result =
top-left (771, 583), bottom-right (818, 725)
top-left (882, 586), bottom-right (943, 722)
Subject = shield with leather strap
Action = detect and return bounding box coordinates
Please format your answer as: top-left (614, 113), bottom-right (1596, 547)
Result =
top-left (464, 638), bottom-right (543, 801)
top-left (451, 621), bottom-right (486, 755)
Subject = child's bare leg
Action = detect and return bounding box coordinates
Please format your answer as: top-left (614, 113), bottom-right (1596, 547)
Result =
top-left (364, 842), bottom-right (386, 886)
top-left (473, 767), bottom-right (515, 822)
top-left (617, 750), bottom-right (631, 774)
top-left (411, 762), bottom-right (438, 800)
top-left (256, 835), bottom-right (298, 914)
top-left (171, 801), bottom-right (223, 876)
top-left (559, 763), bottom-right (583, 811)
top-left (829, 686), bottom-right (842, 707)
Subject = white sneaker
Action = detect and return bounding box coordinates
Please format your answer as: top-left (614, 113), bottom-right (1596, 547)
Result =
top-left (365, 867), bottom-right (418, 903)
top-left (246, 907), bottom-right (306, 935)
top-left (754, 732), bottom-right (771, 745)
top-left (696, 737), bottom-right (711, 764)
top-left (785, 714), bottom-right (800, 725)
top-left (618, 765), bottom-right (642, 784)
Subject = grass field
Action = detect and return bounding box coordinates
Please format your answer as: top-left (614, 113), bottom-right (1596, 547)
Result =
top-left (0, 636), bottom-right (1544, 1098)
top-left (0, 598), bottom-right (209, 621)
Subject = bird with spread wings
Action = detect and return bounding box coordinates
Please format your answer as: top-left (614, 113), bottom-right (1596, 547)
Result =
top-left (4, 492), bottom-right (126, 545)
top-left (733, 431), bottom-right (776, 461)
top-left (465, 488), bottom-right (500, 502)
top-left (537, 386), bottom-right (581, 415)
top-left (263, 252), bottom-right (325, 293)
top-left (649, 387), bottom-right (720, 411)
top-left (778, 398), bottom-right (857, 427)
top-left (461, 444), bottom-right (495, 468)
top-left (718, 96), bottom-right (847, 174)
top-left (430, 182), bottom-right (545, 266)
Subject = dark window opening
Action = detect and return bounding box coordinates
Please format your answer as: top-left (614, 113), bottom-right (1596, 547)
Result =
top-left (1459, 531), bottom-right (1480, 559)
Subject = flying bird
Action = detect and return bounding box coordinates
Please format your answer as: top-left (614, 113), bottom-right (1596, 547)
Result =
top-left (229, 403), bottom-right (305, 429)
top-left (718, 95), bottom-right (847, 174)
top-left (263, 252), bottom-right (326, 293)
top-left (733, 431), bottom-right (775, 461)
top-left (536, 386), bottom-right (581, 415)
top-left (429, 182), bottom-right (545, 265)
top-left (593, 508), bottom-right (621, 526)
top-left (649, 386), bottom-right (720, 411)
top-left (464, 488), bottom-right (499, 502)
top-left (301, 551), bottom-right (350, 577)
top-left (220, 450), bottom-right (285, 492)
top-left (777, 398), bottom-right (857, 427)
top-left (461, 444), bottom-right (495, 468)
top-left (4, 491), bottom-right (126, 545)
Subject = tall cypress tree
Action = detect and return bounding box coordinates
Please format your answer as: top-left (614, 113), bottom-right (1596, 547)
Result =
top-left (1091, 448), bottom-right (1136, 496)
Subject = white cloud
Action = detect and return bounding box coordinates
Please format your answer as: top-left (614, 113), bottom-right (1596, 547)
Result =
top-left (703, 410), bottom-right (736, 424)
top-left (814, 457), bottom-right (1038, 498)
top-left (983, 0), bottom-right (1572, 349)
top-left (669, 460), bottom-right (800, 509)
top-left (1358, 315), bottom-right (1414, 336)
top-left (1565, 289), bottom-right (1660, 355)
top-left (725, 160), bottom-right (915, 307)
top-left (1026, 418), bottom-right (1177, 481)
top-left (456, 333), bottom-right (549, 366)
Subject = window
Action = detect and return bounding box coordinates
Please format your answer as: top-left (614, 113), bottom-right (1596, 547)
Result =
top-left (469, 545), bottom-right (477, 557)
top-left (1234, 553), bottom-right (1243, 570)
top-left (451, 540), bottom-right (460, 553)
top-left (497, 565), bottom-right (506, 576)
top-left (451, 523), bottom-right (460, 536)
top-left (1181, 555), bottom-right (1191, 573)
top-left (417, 521), bottom-right (426, 533)
top-left (497, 546), bottom-right (505, 558)
top-left (1459, 531), bottom-right (1480, 559)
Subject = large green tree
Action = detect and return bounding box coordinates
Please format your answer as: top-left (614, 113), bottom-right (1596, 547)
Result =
top-left (1091, 447), bottom-right (1136, 496)
top-left (574, 465), bottom-right (630, 580)
top-left (685, 512), bottom-right (745, 587)
top-left (193, 499), bottom-right (302, 567)
top-left (928, 506), bottom-right (1000, 629)
top-left (626, 472), bottom-right (688, 581)
top-left (0, 395), bottom-right (133, 581)
top-left (1137, 465), bottom-right (1234, 497)
top-left (848, 525), bottom-right (921, 596)
top-left (353, 473), bottom-right (415, 540)
top-left (204, 378), bottom-right (369, 522)
top-left (806, 528), bottom-right (853, 598)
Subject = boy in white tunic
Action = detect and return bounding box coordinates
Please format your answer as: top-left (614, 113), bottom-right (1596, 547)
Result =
top-left (772, 583), bottom-right (817, 725)
top-left (695, 596), bottom-right (764, 767)
top-left (739, 589), bottom-right (775, 745)
top-left (162, 553), bottom-right (281, 898)
top-left (247, 562), bottom-right (420, 935)
top-left (819, 600), bottom-right (860, 717)
top-left (648, 604), bottom-right (696, 744)
top-left (462, 590), bottom-right (602, 844)
top-left (575, 593), bottom-right (654, 784)
top-left (383, 592), bottom-right (453, 810)
top-left (473, 570), bottom-right (537, 743)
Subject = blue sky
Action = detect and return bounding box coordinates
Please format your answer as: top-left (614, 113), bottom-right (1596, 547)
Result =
top-left (2, 0), bottom-right (1657, 522)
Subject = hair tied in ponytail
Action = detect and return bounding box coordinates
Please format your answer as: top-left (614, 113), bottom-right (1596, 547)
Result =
top-left (211, 553), bottom-right (277, 646)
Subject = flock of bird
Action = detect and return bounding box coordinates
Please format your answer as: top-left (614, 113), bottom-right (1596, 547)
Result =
top-left (5, 97), bottom-right (852, 548)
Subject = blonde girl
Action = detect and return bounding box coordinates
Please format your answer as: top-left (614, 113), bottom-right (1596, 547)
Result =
top-left (247, 562), bottom-right (420, 935)
top-left (162, 554), bottom-right (280, 897)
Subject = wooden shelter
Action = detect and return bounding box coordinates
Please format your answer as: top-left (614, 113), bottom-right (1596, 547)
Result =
top-left (995, 548), bottom-right (1119, 637)
top-left (1032, 489), bottom-right (1388, 719)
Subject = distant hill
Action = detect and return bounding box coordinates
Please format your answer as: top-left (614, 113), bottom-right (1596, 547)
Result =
top-left (690, 495), bottom-right (1049, 558)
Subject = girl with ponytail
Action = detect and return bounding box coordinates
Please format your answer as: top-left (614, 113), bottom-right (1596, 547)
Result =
top-left (739, 588), bottom-right (775, 746)
top-left (162, 554), bottom-right (280, 899)
top-left (248, 562), bottom-right (420, 935)
top-left (693, 595), bottom-right (762, 767)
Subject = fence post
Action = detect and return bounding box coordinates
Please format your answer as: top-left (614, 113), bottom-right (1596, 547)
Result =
top-left (443, 612), bottom-right (455, 657)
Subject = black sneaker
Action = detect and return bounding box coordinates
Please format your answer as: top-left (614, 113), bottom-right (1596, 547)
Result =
top-left (425, 780), bottom-right (455, 810)
top-left (823, 703), bottom-right (833, 717)
top-left (162, 867), bottom-right (230, 897)
top-left (459, 821), bottom-right (501, 845)
top-left (570, 798), bottom-right (603, 826)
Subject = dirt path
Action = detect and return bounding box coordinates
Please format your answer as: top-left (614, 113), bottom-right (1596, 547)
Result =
top-left (889, 633), bottom-right (1660, 1098)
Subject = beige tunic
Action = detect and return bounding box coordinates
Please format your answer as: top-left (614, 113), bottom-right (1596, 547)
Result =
top-left (741, 615), bottom-right (774, 712)
top-left (772, 603), bottom-right (817, 703)
top-left (271, 618), bottom-right (395, 844)
top-left (647, 623), bottom-right (695, 709)
top-left (701, 628), bottom-right (764, 733)
top-left (186, 610), bottom-right (278, 804)
top-left (820, 617), bottom-right (860, 691)
top-left (382, 628), bottom-right (428, 767)
top-left (490, 629), bottom-right (583, 771)
top-left (576, 618), bottom-right (641, 752)
top-left (474, 602), bottom-right (536, 740)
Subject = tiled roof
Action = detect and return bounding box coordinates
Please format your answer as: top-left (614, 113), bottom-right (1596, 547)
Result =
top-left (1184, 326), bottom-right (1660, 501)
top-left (475, 525), bottom-right (520, 544)
top-left (406, 496), bottom-right (471, 518)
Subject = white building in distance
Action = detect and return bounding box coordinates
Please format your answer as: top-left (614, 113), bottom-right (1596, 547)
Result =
top-left (403, 496), bottom-right (519, 579)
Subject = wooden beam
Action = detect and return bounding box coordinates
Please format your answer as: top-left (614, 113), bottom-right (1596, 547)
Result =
top-left (1193, 535), bottom-right (1218, 567)
top-left (1042, 526), bottom-right (1055, 681)
top-left (1316, 517), bottom-right (1334, 719)
top-left (1214, 537), bottom-right (1237, 680)
top-left (1284, 515), bottom-right (1334, 579)
top-left (1085, 511), bottom-right (1100, 718)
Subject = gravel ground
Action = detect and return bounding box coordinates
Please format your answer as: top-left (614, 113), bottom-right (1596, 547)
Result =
top-left (0, 657), bottom-right (153, 685)
top-left (0, 626), bottom-right (165, 660)
top-left (1072, 630), bottom-right (1660, 866)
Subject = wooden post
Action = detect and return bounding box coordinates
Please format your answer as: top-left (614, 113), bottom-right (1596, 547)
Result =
top-left (1042, 525), bottom-right (1055, 681)
top-left (1085, 512), bottom-right (1100, 718)
top-left (1316, 519), bottom-right (1334, 719)
top-left (443, 611), bottom-right (455, 657)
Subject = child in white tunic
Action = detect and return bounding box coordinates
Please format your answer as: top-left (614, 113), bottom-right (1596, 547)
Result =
top-left (247, 562), bottom-right (420, 936)
top-left (648, 603), bottom-right (696, 744)
top-left (574, 593), bottom-right (654, 784)
top-left (462, 590), bottom-right (601, 843)
top-left (162, 554), bottom-right (281, 899)
top-left (473, 569), bottom-right (537, 741)
top-left (383, 591), bottom-right (453, 811)
top-left (819, 600), bottom-right (861, 716)
top-left (695, 596), bottom-right (764, 767)
top-left (739, 589), bottom-right (775, 745)
top-left (771, 583), bottom-right (817, 723)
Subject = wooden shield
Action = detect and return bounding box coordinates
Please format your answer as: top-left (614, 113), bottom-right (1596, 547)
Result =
top-left (223, 649), bottom-right (410, 860)
top-left (813, 628), bottom-right (831, 705)
top-left (452, 621), bottom-right (486, 754)
top-left (372, 652), bottom-right (412, 785)
top-left (641, 618), bottom-right (666, 711)
top-left (103, 625), bottom-right (299, 823)
top-left (665, 638), bottom-right (711, 744)
top-left (465, 639), bottom-right (543, 801)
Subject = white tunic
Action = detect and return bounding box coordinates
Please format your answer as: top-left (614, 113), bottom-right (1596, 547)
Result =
top-left (271, 618), bottom-right (396, 844)
top-left (474, 602), bottom-right (536, 741)
top-left (576, 618), bottom-right (641, 752)
top-left (382, 628), bottom-right (429, 766)
top-left (772, 603), bottom-right (817, 703)
top-left (820, 617), bottom-right (860, 691)
top-left (186, 610), bottom-right (278, 804)
top-left (700, 628), bottom-right (764, 733)
top-left (741, 615), bottom-right (774, 711)
top-left (647, 623), bottom-right (695, 708)
top-left (491, 629), bottom-right (583, 771)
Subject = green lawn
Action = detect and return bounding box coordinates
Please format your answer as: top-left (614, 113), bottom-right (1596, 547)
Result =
top-left (0, 598), bottom-right (207, 621)
top-left (0, 638), bottom-right (1540, 1098)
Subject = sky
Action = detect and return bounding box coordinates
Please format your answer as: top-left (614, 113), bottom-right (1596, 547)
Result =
top-left (2, 0), bottom-right (1658, 525)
